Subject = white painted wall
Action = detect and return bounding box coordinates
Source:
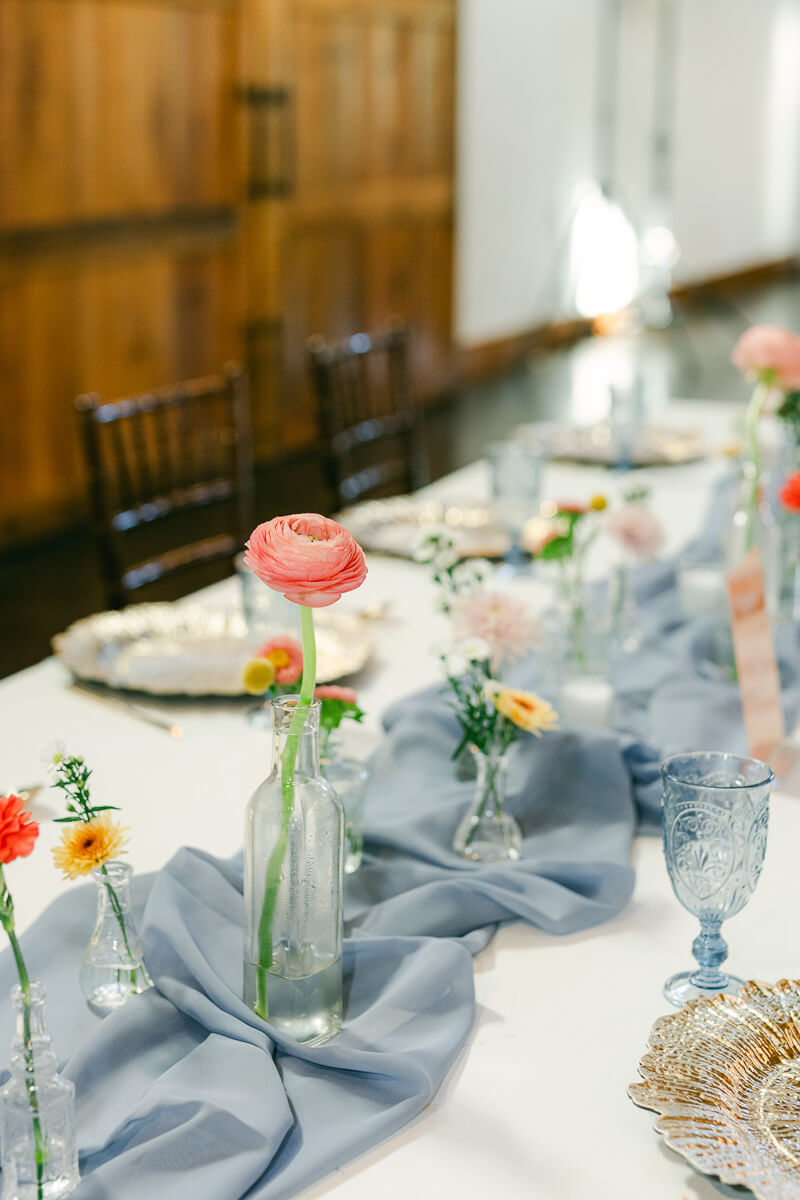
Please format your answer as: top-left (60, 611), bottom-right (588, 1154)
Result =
top-left (456, 0), bottom-right (800, 345)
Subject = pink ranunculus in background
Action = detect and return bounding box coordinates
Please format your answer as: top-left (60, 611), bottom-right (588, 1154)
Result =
top-left (256, 635), bottom-right (304, 684)
top-left (244, 513), bottom-right (367, 608)
top-left (605, 503), bottom-right (664, 561)
top-left (732, 325), bottom-right (800, 391)
top-left (314, 684), bottom-right (358, 703)
top-left (451, 589), bottom-right (538, 670)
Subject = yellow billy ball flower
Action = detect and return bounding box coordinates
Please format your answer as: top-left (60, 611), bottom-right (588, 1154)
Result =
top-left (241, 657), bottom-right (277, 695)
top-left (590, 494), bottom-right (607, 511)
top-left (52, 814), bottom-right (129, 880)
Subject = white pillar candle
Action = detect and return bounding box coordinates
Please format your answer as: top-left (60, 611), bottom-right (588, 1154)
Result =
top-left (558, 676), bottom-right (614, 729)
top-left (678, 565), bottom-right (726, 618)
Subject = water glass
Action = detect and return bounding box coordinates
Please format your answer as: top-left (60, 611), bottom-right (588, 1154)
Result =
top-left (487, 440), bottom-right (544, 571)
top-left (236, 552), bottom-right (299, 645)
top-left (609, 381), bottom-right (644, 470)
top-left (661, 751), bottom-right (772, 1008)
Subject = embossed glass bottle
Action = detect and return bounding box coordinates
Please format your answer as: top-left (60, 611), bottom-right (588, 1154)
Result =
top-left (661, 751), bottom-right (772, 1008)
top-left (244, 696), bottom-right (344, 1044)
top-left (81, 862), bottom-right (152, 1014)
top-left (0, 983), bottom-right (79, 1199)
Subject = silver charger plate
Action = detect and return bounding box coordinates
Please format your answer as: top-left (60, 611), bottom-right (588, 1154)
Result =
top-left (52, 603), bottom-right (371, 696)
top-left (337, 495), bottom-right (550, 560)
top-left (519, 421), bottom-right (706, 466)
top-left (629, 979), bottom-right (800, 1199)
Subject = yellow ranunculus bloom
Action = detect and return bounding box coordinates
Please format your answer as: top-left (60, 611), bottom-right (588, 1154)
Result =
top-left (241, 657), bottom-right (277, 695)
top-left (590, 494), bottom-right (607, 511)
top-left (487, 684), bottom-right (559, 736)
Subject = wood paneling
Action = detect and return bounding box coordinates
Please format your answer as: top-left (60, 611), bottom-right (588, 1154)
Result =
top-left (0, 0), bottom-right (456, 548)
top-left (0, 0), bottom-right (245, 547)
top-left (247, 0), bottom-right (457, 457)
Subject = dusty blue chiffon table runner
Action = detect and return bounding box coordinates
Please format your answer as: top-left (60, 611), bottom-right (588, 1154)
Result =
top-left (2, 481), bottom-right (798, 1198)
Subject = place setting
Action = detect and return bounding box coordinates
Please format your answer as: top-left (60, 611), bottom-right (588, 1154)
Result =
top-left (7, 9), bottom-right (800, 1196)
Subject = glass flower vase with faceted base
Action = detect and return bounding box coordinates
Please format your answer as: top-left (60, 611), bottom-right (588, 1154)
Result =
top-left (244, 696), bottom-right (344, 1044)
top-left (661, 751), bottom-right (772, 1008)
top-left (320, 735), bottom-right (368, 875)
top-left (0, 983), bottom-right (79, 1199)
top-left (453, 746), bottom-right (521, 863)
top-left (81, 861), bottom-right (152, 1015)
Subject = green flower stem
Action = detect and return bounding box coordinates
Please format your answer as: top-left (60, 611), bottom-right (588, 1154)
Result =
top-left (745, 380), bottom-right (770, 550)
top-left (254, 604), bottom-right (316, 1020)
top-left (0, 868), bottom-right (44, 1200)
top-left (99, 866), bottom-right (139, 988)
top-left (462, 751), bottom-right (504, 849)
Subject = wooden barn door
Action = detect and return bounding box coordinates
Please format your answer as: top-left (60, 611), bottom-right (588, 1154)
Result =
top-left (0, 0), bottom-right (245, 547)
top-left (242, 0), bottom-right (456, 458)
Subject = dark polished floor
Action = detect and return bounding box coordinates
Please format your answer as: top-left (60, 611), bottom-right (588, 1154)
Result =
top-left (2, 273), bottom-right (799, 681)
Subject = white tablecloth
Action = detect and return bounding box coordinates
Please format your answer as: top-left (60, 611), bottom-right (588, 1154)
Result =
top-left (2, 401), bottom-right (789, 1199)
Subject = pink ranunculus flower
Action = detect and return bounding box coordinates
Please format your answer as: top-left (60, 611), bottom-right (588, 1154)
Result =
top-left (451, 588), bottom-right (538, 670)
top-left (732, 325), bottom-right (800, 391)
top-left (605, 503), bottom-right (664, 562)
top-left (256, 635), bottom-right (304, 684)
top-left (244, 513), bottom-right (367, 608)
top-left (314, 685), bottom-right (358, 703)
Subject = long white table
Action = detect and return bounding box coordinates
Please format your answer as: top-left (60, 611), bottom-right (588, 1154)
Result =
top-left (2, 401), bottom-right (790, 1199)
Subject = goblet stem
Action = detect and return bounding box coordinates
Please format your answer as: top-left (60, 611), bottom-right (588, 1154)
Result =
top-left (691, 918), bottom-right (729, 990)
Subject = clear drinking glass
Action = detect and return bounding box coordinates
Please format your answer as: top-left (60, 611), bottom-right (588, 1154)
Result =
top-left (320, 736), bottom-right (369, 875)
top-left (235, 553), bottom-right (299, 644)
top-left (661, 751), bottom-right (772, 1008)
top-left (244, 696), bottom-right (344, 1044)
top-left (487, 440), bottom-right (544, 574)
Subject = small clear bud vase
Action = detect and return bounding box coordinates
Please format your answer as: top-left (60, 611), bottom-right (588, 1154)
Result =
top-left (81, 862), bottom-right (152, 1014)
top-left (320, 731), bottom-right (369, 875)
top-left (0, 983), bottom-right (79, 1199)
top-left (453, 743), bottom-right (522, 863)
top-left (244, 696), bottom-right (344, 1045)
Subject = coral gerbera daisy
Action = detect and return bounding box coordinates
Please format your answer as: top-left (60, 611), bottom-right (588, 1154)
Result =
top-left (255, 635), bottom-right (304, 684)
top-left (52, 813), bottom-right (129, 880)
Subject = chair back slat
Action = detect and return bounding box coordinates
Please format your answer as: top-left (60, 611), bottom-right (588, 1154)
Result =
top-left (307, 322), bottom-right (423, 509)
top-left (76, 365), bottom-right (253, 609)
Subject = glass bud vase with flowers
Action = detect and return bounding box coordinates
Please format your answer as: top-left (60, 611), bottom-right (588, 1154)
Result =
top-left (0, 792), bottom-right (80, 1200)
top-left (727, 325), bottom-right (800, 612)
top-left (779, 471), bottom-right (800, 622)
top-left (242, 513), bottom-right (367, 1043)
top-left (49, 751), bottom-right (151, 1014)
top-left (444, 645), bottom-right (559, 863)
top-left (535, 495), bottom-right (609, 674)
top-left (605, 488), bottom-right (664, 654)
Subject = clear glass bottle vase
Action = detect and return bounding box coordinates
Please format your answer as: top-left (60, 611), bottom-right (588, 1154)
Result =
top-left (453, 745), bottom-right (521, 863)
top-left (0, 983), bottom-right (79, 1199)
top-left (244, 696), bottom-right (344, 1044)
top-left (725, 459), bottom-right (782, 614)
top-left (81, 861), bottom-right (151, 1015)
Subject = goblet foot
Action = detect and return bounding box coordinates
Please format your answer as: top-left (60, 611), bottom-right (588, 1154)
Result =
top-left (663, 969), bottom-right (745, 1008)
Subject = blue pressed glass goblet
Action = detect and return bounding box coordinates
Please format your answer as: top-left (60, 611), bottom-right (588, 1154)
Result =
top-left (661, 751), bottom-right (772, 1008)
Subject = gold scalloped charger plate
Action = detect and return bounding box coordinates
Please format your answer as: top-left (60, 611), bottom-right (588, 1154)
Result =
top-left (629, 979), bottom-right (800, 1199)
top-left (52, 603), bottom-right (371, 696)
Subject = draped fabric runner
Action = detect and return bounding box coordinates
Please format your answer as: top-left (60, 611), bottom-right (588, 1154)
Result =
top-left (1, 478), bottom-right (797, 1198)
